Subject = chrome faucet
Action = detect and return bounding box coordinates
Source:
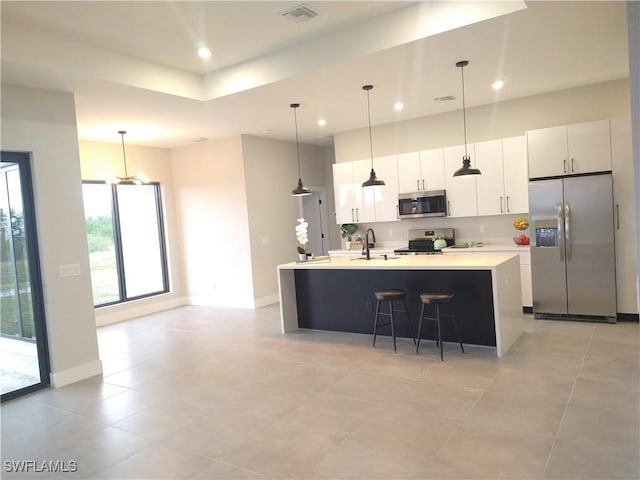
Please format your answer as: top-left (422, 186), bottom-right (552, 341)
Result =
top-left (363, 228), bottom-right (376, 260)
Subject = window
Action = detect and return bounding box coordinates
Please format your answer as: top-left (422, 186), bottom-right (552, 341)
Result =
top-left (82, 182), bottom-right (168, 307)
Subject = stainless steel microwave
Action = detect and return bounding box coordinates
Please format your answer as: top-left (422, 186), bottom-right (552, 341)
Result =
top-left (398, 190), bottom-right (447, 219)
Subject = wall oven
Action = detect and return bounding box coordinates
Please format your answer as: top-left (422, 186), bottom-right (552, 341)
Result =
top-left (398, 190), bottom-right (447, 219)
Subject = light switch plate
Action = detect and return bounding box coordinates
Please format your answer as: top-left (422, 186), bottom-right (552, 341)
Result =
top-left (59, 263), bottom-right (81, 277)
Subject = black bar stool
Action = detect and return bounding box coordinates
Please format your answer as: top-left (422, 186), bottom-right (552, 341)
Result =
top-left (416, 292), bottom-right (464, 360)
top-left (372, 289), bottom-right (416, 353)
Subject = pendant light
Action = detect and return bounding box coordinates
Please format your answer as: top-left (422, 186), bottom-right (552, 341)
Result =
top-left (290, 103), bottom-right (311, 197)
top-left (453, 60), bottom-right (481, 177)
top-left (361, 85), bottom-right (385, 187)
top-left (107, 130), bottom-right (149, 185)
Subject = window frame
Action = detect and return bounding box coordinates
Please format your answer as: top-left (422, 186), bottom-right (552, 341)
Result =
top-left (83, 180), bottom-right (170, 307)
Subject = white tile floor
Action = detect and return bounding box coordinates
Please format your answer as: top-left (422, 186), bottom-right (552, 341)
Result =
top-left (1, 304), bottom-right (638, 479)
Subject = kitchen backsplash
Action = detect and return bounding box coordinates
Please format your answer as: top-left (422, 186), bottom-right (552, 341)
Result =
top-left (349, 213), bottom-right (530, 246)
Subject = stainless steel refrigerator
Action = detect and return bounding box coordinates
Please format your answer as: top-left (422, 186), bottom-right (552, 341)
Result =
top-left (529, 173), bottom-right (617, 322)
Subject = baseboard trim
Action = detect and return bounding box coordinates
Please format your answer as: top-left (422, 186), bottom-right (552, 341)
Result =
top-left (523, 306), bottom-right (533, 314)
top-left (50, 359), bottom-right (103, 388)
top-left (617, 312), bottom-right (640, 322)
top-left (95, 296), bottom-right (188, 327)
top-left (254, 294), bottom-right (279, 308)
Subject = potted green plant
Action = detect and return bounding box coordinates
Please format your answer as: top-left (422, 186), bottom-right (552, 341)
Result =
top-left (340, 223), bottom-right (358, 250)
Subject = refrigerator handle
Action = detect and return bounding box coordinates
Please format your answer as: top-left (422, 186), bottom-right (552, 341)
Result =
top-left (565, 203), bottom-right (571, 261)
top-left (557, 204), bottom-right (564, 262)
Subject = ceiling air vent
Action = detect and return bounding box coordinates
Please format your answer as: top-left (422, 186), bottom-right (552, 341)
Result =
top-left (434, 95), bottom-right (456, 102)
top-left (282, 4), bottom-right (319, 23)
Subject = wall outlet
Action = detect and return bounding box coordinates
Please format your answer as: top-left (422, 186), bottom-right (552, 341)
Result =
top-left (479, 224), bottom-right (485, 233)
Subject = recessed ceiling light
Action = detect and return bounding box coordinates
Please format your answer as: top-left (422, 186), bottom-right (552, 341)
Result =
top-left (433, 95), bottom-right (455, 102)
top-left (394, 102), bottom-right (404, 111)
top-left (192, 137), bottom-right (208, 143)
top-left (492, 80), bottom-right (504, 90)
top-left (317, 119), bottom-right (326, 127)
top-left (198, 46), bottom-right (212, 59)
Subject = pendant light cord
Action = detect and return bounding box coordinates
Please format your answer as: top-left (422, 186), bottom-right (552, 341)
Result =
top-left (366, 88), bottom-right (374, 167)
top-left (460, 64), bottom-right (468, 158)
top-left (119, 130), bottom-right (129, 177)
top-left (293, 105), bottom-right (302, 178)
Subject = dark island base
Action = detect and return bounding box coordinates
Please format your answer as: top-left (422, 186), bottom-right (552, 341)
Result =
top-left (294, 269), bottom-right (497, 348)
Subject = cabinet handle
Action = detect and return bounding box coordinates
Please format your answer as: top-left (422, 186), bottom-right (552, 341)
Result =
top-left (447, 200), bottom-right (450, 216)
top-left (422, 179), bottom-right (425, 190)
top-left (351, 208), bottom-right (355, 222)
top-left (571, 158), bottom-right (575, 172)
top-left (500, 196), bottom-right (504, 213)
top-left (563, 159), bottom-right (567, 173)
top-left (356, 208), bottom-right (359, 222)
top-left (416, 179), bottom-right (420, 191)
top-left (506, 196), bottom-right (511, 213)
top-left (616, 204), bottom-right (620, 230)
top-left (396, 204), bottom-right (400, 219)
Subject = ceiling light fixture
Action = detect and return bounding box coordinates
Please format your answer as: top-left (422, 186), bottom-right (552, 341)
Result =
top-left (492, 79), bottom-right (504, 90)
top-left (394, 101), bottom-right (404, 111)
top-left (107, 130), bottom-right (149, 185)
top-left (361, 85), bottom-right (385, 188)
top-left (290, 103), bottom-right (311, 197)
top-left (197, 46), bottom-right (212, 59)
top-left (317, 119), bottom-right (326, 127)
top-left (453, 61), bottom-right (481, 177)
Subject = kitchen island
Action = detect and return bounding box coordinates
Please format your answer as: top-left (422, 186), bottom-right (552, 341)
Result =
top-left (277, 253), bottom-right (525, 357)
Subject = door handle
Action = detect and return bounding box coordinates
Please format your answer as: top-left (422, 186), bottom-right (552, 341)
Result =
top-left (616, 204), bottom-right (620, 230)
top-left (506, 196), bottom-right (510, 213)
top-left (565, 203), bottom-right (571, 261)
top-left (557, 204), bottom-right (564, 262)
top-left (499, 196), bottom-right (504, 213)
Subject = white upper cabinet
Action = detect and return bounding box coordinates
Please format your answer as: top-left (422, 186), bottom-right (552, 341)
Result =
top-left (611, 117), bottom-right (638, 314)
top-left (397, 152), bottom-right (422, 193)
top-left (444, 144), bottom-right (477, 217)
top-left (502, 136), bottom-right (529, 214)
top-left (419, 148), bottom-right (446, 191)
top-left (527, 119), bottom-right (611, 179)
top-left (332, 160), bottom-right (375, 224)
top-left (397, 149), bottom-right (445, 193)
top-left (475, 139), bottom-right (505, 216)
top-left (371, 155), bottom-right (400, 222)
top-left (332, 157), bottom-right (395, 225)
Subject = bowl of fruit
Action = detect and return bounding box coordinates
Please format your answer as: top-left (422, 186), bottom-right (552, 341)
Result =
top-left (513, 234), bottom-right (530, 246)
top-left (513, 218), bottom-right (529, 230)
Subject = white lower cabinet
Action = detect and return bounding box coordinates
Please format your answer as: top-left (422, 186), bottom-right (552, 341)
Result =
top-left (444, 144), bottom-right (478, 217)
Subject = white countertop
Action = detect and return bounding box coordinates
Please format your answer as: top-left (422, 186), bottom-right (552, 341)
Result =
top-left (279, 252), bottom-right (519, 271)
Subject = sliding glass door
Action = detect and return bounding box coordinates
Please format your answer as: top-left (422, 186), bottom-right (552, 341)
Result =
top-left (1, 152), bottom-right (50, 401)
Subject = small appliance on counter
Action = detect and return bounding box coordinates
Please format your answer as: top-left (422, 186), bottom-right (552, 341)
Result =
top-left (394, 228), bottom-right (455, 255)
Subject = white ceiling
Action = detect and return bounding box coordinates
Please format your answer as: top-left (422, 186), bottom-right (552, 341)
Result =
top-left (0, 1), bottom-right (630, 149)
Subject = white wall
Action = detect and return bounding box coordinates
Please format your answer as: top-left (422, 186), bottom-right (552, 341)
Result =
top-left (170, 136), bottom-right (255, 308)
top-left (335, 79), bottom-right (630, 162)
top-left (242, 135), bottom-right (332, 305)
top-left (79, 140), bottom-right (187, 325)
top-left (1, 84), bottom-right (102, 387)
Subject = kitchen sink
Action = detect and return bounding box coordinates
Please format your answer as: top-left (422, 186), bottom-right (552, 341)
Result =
top-left (350, 255), bottom-right (400, 260)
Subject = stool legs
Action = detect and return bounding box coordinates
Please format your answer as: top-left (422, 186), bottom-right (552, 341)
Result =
top-left (416, 302), bottom-right (464, 360)
top-left (372, 298), bottom-right (415, 353)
